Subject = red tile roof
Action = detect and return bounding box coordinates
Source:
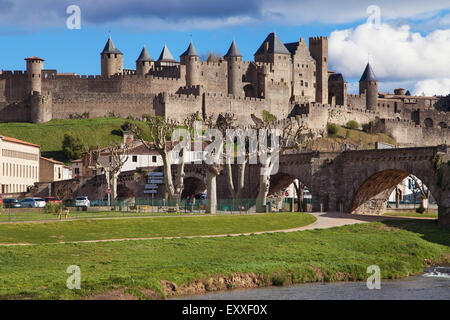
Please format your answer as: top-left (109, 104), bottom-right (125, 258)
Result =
top-left (0, 135), bottom-right (40, 148)
top-left (40, 156), bottom-right (64, 165)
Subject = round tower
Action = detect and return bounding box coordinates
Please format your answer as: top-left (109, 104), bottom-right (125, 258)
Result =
top-left (100, 36), bottom-right (123, 77)
top-left (180, 41), bottom-right (200, 86)
top-left (136, 46), bottom-right (153, 76)
top-left (359, 63), bottom-right (378, 110)
top-left (25, 56), bottom-right (44, 94)
top-left (224, 40), bottom-right (243, 96)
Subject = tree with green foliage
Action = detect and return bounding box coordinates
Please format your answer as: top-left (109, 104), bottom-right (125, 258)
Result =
top-left (262, 110), bottom-right (277, 123)
top-left (62, 134), bottom-right (84, 161)
top-left (327, 123), bottom-right (338, 136)
top-left (346, 120), bottom-right (359, 130)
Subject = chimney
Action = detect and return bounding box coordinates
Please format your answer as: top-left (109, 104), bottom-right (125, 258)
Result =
top-left (123, 131), bottom-right (134, 144)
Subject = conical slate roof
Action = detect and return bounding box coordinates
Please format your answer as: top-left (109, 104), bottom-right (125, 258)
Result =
top-left (180, 41), bottom-right (199, 57)
top-left (207, 51), bottom-right (217, 62)
top-left (158, 45), bottom-right (176, 61)
top-left (101, 36), bottom-right (123, 55)
top-left (136, 46), bottom-right (152, 62)
top-left (360, 63), bottom-right (377, 82)
top-left (224, 40), bottom-right (242, 57)
top-left (255, 32), bottom-right (290, 55)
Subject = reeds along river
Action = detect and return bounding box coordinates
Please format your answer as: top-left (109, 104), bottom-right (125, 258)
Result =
top-left (174, 267), bottom-right (450, 300)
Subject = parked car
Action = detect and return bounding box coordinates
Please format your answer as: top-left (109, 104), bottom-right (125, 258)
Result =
top-left (45, 197), bottom-right (61, 204)
top-left (20, 198), bottom-right (46, 208)
top-left (91, 198), bottom-right (109, 206)
top-left (75, 196), bottom-right (90, 207)
top-left (3, 198), bottom-right (22, 208)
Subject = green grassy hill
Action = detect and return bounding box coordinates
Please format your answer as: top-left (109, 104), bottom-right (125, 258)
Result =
top-left (312, 125), bottom-right (398, 151)
top-left (0, 118), bottom-right (149, 163)
top-left (0, 118), bottom-right (398, 164)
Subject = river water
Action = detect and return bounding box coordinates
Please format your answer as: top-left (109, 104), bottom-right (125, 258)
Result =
top-left (175, 267), bottom-right (450, 300)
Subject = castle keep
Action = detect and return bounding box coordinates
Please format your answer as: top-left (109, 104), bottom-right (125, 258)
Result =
top-left (0, 32), bottom-right (448, 146)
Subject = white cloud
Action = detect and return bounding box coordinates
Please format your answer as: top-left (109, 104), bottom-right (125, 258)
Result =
top-left (414, 78), bottom-right (450, 96)
top-left (329, 22), bottom-right (450, 96)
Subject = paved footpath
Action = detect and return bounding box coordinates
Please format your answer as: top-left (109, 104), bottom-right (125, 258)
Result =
top-left (0, 212), bottom-right (430, 247)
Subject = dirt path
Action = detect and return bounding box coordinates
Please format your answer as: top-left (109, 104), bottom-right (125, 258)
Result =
top-left (0, 211), bottom-right (424, 247)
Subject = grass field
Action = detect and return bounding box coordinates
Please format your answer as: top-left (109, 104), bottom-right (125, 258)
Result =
top-left (384, 212), bottom-right (438, 218)
top-left (0, 208), bottom-right (210, 223)
top-left (0, 218), bottom-right (448, 300)
top-left (0, 118), bottom-right (150, 162)
top-left (0, 212), bottom-right (315, 244)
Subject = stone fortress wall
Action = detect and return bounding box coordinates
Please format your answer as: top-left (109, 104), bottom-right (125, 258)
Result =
top-left (0, 32), bottom-right (448, 147)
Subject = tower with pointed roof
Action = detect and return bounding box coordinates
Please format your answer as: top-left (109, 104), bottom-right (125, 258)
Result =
top-left (25, 56), bottom-right (44, 94)
top-left (136, 46), bottom-right (153, 76)
top-left (224, 40), bottom-right (243, 96)
top-left (359, 62), bottom-right (378, 110)
top-left (309, 36), bottom-right (328, 104)
top-left (157, 45), bottom-right (177, 67)
top-left (180, 41), bottom-right (200, 86)
top-left (254, 32), bottom-right (291, 64)
top-left (100, 36), bottom-right (123, 77)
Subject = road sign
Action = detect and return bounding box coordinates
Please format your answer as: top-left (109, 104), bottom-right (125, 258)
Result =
top-left (148, 172), bottom-right (164, 177)
top-left (145, 184), bottom-right (159, 189)
top-left (148, 179), bottom-right (163, 184)
top-left (144, 190), bottom-right (157, 194)
top-left (285, 190), bottom-right (289, 197)
top-left (107, 188), bottom-right (111, 194)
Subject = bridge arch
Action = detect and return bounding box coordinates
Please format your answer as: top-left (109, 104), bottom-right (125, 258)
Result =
top-left (349, 169), bottom-right (439, 215)
top-left (182, 170), bottom-right (207, 199)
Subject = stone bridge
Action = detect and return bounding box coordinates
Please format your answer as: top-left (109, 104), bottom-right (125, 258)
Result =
top-left (188, 145), bottom-right (450, 226)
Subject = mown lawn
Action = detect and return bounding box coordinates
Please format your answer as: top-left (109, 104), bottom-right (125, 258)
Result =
top-left (0, 219), bottom-right (448, 300)
top-left (0, 212), bottom-right (315, 244)
top-left (384, 212), bottom-right (438, 218)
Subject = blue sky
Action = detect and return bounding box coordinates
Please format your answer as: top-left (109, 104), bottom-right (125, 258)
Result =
top-left (1, 0), bottom-right (450, 95)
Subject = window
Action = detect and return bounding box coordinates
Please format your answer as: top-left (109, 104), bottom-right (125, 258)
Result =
top-left (75, 168), bottom-right (80, 175)
top-left (132, 156), bottom-right (138, 163)
top-left (152, 156), bottom-right (157, 163)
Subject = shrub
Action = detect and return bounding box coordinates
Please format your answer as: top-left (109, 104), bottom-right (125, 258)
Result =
top-left (327, 123), bottom-right (338, 136)
top-left (262, 110), bottom-right (277, 123)
top-left (346, 120), bottom-right (359, 130)
top-left (45, 202), bottom-right (61, 214)
top-left (362, 123), bottom-right (372, 133)
top-left (416, 204), bottom-right (425, 214)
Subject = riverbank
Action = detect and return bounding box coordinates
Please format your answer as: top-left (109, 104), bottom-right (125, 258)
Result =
top-left (0, 218), bottom-right (448, 300)
top-left (173, 271), bottom-right (450, 300)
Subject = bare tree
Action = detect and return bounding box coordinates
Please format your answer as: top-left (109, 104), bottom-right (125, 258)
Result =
top-left (252, 115), bottom-right (307, 212)
top-left (85, 143), bottom-right (131, 202)
top-left (409, 175), bottom-right (430, 210)
top-left (204, 112), bottom-right (254, 212)
top-left (131, 115), bottom-right (194, 209)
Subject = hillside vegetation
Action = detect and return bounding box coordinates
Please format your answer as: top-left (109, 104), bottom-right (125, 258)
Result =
top-left (311, 125), bottom-right (398, 151)
top-left (0, 118), bottom-right (398, 163)
top-left (0, 118), bottom-right (150, 163)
